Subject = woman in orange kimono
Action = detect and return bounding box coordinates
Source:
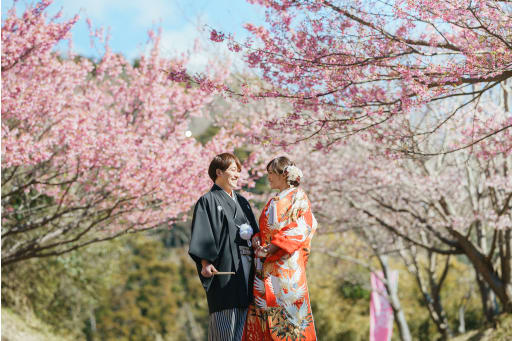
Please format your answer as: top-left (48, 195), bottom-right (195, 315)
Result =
top-left (243, 156), bottom-right (317, 341)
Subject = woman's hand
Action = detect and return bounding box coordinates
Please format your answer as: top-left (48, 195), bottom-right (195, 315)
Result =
top-left (252, 236), bottom-right (261, 250)
top-left (255, 243), bottom-right (280, 258)
top-left (200, 260), bottom-right (218, 278)
top-left (255, 245), bottom-right (268, 258)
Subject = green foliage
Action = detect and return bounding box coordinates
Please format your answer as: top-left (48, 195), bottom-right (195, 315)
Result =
top-left (451, 313), bottom-right (512, 341)
top-left (196, 125), bottom-right (220, 145)
top-left (2, 233), bottom-right (208, 340)
top-left (339, 281), bottom-right (371, 301)
top-left (234, 147), bottom-right (251, 163)
top-left (252, 175), bottom-right (269, 195)
top-left (337, 330), bottom-right (360, 341)
top-left (417, 318), bottom-right (433, 341)
top-left (90, 235), bottom-right (207, 341)
top-left (2, 186), bottom-right (55, 238)
top-left (442, 256), bottom-right (486, 332)
top-left (308, 232), bottom-right (489, 341)
top-left (464, 309), bottom-right (486, 331)
top-left (307, 247), bottom-right (370, 341)
top-left (155, 223), bottom-right (191, 248)
top-left (0, 201), bottom-right (493, 341)
top-left (2, 239), bottom-right (124, 335)
top-left (488, 314), bottom-right (512, 341)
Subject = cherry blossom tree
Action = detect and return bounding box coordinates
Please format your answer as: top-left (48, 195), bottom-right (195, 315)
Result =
top-left (201, 0), bottom-right (512, 156)
top-left (397, 240), bottom-right (453, 338)
top-left (294, 111), bottom-right (511, 314)
top-left (1, 1), bottom-right (257, 266)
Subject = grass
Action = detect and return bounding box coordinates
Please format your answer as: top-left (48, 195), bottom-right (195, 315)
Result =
top-left (451, 314), bottom-right (512, 341)
top-left (1, 307), bottom-right (78, 341)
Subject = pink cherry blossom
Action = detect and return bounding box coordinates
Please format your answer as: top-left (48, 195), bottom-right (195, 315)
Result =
top-left (201, 0), bottom-right (512, 157)
top-left (1, 1), bottom-right (263, 265)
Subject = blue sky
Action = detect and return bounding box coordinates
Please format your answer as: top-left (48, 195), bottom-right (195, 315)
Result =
top-left (2, 0), bottom-right (267, 71)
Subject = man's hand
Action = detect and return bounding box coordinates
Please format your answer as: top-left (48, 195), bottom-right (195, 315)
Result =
top-left (201, 261), bottom-right (218, 278)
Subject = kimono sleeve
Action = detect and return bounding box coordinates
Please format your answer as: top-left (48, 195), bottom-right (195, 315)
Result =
top-left (188, 197), bottom-right (219, 265)
top-left (268, 194), bottom-right (314, 261)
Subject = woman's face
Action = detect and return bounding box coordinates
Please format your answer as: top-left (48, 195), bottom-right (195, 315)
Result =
top-left (267, 169), bottom-right (287, 190)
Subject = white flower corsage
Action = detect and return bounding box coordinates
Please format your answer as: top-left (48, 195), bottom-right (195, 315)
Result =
top-left (284, 165), bottom-right (303, 183)
top-left (239, 223), bottom-right (253, 241)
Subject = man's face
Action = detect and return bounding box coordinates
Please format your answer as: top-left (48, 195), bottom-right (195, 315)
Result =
top-left (217, 161), bottom-right (240, 190)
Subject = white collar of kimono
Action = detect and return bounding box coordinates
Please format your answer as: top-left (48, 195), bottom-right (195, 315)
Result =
top-left (222, 189), bottom-right (236, 201)
top-left (267, 186), bottom-right (295, 225)
top-left (276, 186), bottom-right (295, 199)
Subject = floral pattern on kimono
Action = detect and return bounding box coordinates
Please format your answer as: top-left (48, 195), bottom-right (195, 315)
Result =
top-left (243, 187), bottom-right (317, 341)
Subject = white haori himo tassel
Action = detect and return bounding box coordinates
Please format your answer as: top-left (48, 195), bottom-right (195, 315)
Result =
top-left (239, 223), bottom-right (253, 246)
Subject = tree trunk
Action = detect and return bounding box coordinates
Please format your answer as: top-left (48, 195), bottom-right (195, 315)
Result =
top-left (431, 291), bottom-right (452, 340)
top-left (458, 306), bottom-right (465, 334)
top-left (378, 255), bottom-right (412, 341)
top-left (475, 271), bottom-right (500, 324)
top-left (457, 286), bottom-right (472, 335)
top-left (449, 229), bottom-right (512, 314)
top-left (399, 245), bottom-right (452, 339)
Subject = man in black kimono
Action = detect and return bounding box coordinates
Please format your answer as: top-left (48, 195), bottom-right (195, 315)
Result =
top-left (189, 153), bottom-right (259, 341)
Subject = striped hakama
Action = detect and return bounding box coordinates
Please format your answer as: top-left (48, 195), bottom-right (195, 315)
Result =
top-left (208, 249), bottom-right (251, 341)
top-left (208, 307), bottom-right (248, 341)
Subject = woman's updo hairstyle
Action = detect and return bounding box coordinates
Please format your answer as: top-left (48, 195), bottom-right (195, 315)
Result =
top-left (266, 156), bottom-right (301, 187)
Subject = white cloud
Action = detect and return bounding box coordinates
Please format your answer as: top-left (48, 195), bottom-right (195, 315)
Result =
top-left (159, 19), bottom-right (204, 56)
top-left (57, 0), bottom-right (179, 27)
top-left (124, 20), bottom-right (201, 62)
top-left (126, 17), bottom-right (215, 72)
top-left (127, 0), bottom-right (179, 27)
top-left (46, 0), bottom-right (250, 72)
top-left (156, 18), bottom-right (248, 73)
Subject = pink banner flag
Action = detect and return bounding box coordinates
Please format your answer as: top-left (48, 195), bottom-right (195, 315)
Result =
top-left (370, 271), bottom-right (398, 341)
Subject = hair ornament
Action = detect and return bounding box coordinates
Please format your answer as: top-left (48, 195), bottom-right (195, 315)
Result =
top-left (284, 165), bottom-right (303, 183)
